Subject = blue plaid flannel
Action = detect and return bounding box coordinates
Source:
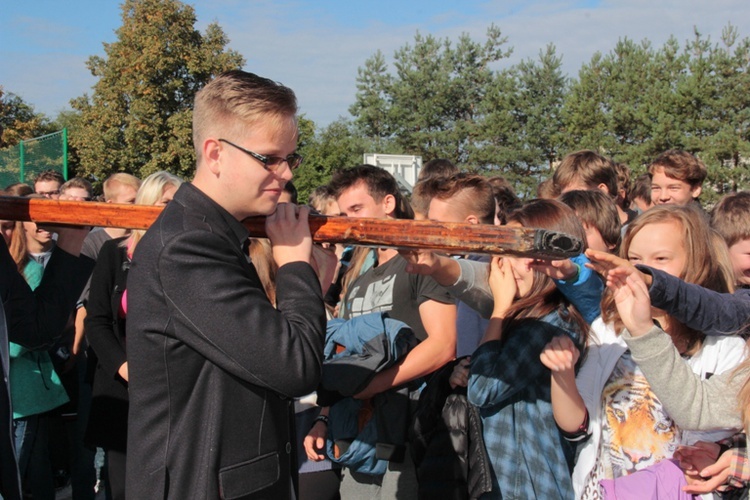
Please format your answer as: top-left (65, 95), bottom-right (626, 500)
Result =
top-left (468, 311), bottom-right (583, 499)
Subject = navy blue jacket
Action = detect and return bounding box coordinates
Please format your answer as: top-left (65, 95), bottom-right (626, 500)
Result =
top-left (642, 265), bottom-right (750, 335)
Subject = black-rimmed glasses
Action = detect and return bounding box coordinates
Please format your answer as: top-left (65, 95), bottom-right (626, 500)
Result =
top-left (219, 139), bottom-right (303, 173)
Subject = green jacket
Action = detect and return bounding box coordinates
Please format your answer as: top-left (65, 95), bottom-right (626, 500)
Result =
top-left (9, 260), bottom-right (68, 419)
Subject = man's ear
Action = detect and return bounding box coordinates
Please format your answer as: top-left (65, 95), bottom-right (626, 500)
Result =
top-left (203, 138), bottom-right (222, 175)
top-left (596, 183), bottom-right (610, 196)
top-left (465, 214), bottom-right (479, 225)
top-left (382, 194), bottom-right (397, 218)
top-left (690, 184), bottom-right (702, 199)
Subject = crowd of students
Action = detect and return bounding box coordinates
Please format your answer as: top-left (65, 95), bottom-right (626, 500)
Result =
top-left (1, 69), bottom-right (749, 500)
top-left (294, 149), bottom-right (750, 500)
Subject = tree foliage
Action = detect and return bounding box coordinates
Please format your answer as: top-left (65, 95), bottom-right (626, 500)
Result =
top-left (475, 45), bottom-right (569, 195)
top-left (564, 26), bottom-right (750, 203)
top-left (0, 88), bottom-right (55, 148)
top-left (351, 25), bottom-right (512, 164)
top-left (12, 15), bottom-right (750, 202)
top-left (295, 117), bottom-right (371, 203)
top-left (349, 24), bottom-right (750, 201)
top-left (71, 0), bottom-right (244, 183)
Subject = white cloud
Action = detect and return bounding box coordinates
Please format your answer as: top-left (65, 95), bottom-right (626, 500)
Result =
top-left (3, 0), bottom-right (749, 127)
top-left (204, 0), bottom-right (750, 126)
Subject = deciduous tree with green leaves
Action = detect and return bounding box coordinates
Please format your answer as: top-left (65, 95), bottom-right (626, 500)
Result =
top-left (0, 87), bottom-right (55, 148)
top-left (294, 117), bottom-right (372, 203)
top-left (71, 0), bottom-right (244, 183)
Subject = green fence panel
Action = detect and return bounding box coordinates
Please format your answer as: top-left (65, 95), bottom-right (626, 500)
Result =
top-left (0, 129), bottom-right (67, 189)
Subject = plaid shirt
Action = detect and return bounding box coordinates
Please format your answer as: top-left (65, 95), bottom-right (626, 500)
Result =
top-left (468, 311), bottom-right (584, 499)
top-left (718, 433), bottom-right (749, 490)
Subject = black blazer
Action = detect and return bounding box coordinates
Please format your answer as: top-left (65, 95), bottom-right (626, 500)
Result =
top-left (84, 236), bottom-right (130, 451)
top-left (0, 238), bottom-right (93, 500)
top-left (125, 184), bottom-right (326, 500)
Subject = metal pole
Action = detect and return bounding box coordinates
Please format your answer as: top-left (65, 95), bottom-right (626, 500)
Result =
top-left (62, 128), bottom-right (69, 180)
top-left (19, 140), bottom-right (25, 183)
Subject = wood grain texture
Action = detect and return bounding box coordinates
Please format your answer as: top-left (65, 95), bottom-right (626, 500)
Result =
top-left (0, 196), bottom-right (582, 259)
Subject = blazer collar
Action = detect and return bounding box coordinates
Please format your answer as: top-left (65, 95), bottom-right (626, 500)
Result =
top-left (174, 183), bottom-right (250, 249)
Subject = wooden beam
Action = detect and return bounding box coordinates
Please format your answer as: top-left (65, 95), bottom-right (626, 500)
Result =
top-left (0, 196), bottom-right (582, 259)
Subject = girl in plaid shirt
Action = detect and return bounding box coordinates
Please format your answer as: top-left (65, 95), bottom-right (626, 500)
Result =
top-left (465, 200), bottom-right (590, 499)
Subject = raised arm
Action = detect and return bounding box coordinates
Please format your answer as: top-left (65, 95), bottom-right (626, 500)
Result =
top-left (607, 265), bottom-right (745, 430)
top-left (644, 266), bottom-right (750, 335)
top-left (623, 326), bottom-right (745, 430)
top-left (586, 248), bottom-right (750, 336)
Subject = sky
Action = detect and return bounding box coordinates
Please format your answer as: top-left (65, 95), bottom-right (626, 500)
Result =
top-left (1, 0), bottom-right (749, 128)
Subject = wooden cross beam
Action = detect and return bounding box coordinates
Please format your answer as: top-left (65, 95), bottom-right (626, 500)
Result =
top-left (0, 196), bottom-right (582, 260)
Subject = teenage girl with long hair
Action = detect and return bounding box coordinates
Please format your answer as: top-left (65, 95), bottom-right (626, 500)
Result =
top-left (466, 199), bottom-right (590, 499)
top-left (546, 205), bottom-right (746, 498)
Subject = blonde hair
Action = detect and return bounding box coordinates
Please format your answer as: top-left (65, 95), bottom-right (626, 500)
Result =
top-left (103, 173), bottom-right (141, 202)
top-left (711, 230), bottom-right (737, 293)
top-left (60, 177), bottom-right (93, 197)
top-left (339, 246), bottom-right (374, 313)
top-left (124, 171), bottom-right (183, 252)
top-left (248, 238), bottom-right (277, 306)
top-left (2, 185), bottom-right (32, 272)
top-left (601, 205), bottom-right (733, 352)
top-left (192, 70), bottom-right (298, 163)
top-left (308, 185), bottom-right (338, 215)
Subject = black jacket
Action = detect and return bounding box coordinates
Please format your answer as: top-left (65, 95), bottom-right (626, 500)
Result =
top-left (84, 236), bottom-right (129, 451)
top-left (0, 238), bottom-right (92, 500)
top-left (125, 184), bottom-right (326, 500)
top-left (411, 359), bottom-right (493, 500)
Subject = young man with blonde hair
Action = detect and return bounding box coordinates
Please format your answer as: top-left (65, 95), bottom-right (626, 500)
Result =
top-left (60, 177), bottom-right (94, 200)
top-left (102, 173), bottom-right (141, 205)
top-left (126, 70), bottom-right (326, 499)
